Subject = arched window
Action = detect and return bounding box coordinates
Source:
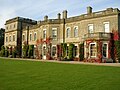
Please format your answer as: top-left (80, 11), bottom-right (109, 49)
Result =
top-left (34, 33), bottom-right (37, 41)
top-left (74, 27), bottom-right (78, 37)
top-left (66, 28), bottom-right (70, 38)
top-left (30, 34), bottom-right (32, 41)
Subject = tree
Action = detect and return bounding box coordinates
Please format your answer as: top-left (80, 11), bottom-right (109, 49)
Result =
top-left (0, 45), bottom-right (5, 57)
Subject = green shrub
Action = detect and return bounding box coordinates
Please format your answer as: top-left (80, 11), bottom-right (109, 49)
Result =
top-left (28, 45), bottom-right (34, 58)
top-left (61, 43), bottom-right (67, 58)
top-left (22, 45), bottom-right (29, 58)
top-left (5, 49), bottom-right (9, 57)
top-left (0, 45), bottom-right (5, 57)
top-left (12, 47), bottom-right (17, 58)
top-left (68, 43), bottom-right (74, 60)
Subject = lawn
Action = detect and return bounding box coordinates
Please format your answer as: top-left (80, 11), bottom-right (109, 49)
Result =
top-left (0, 58), bottom-right (120, 90)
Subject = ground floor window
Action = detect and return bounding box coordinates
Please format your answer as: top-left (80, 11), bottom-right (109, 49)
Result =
top-left (90, 43), bottom-right (97, 58)
top-left (102, 43), bottom-right (108, 58)
top-left (52, 46), bottom-right (56, 56)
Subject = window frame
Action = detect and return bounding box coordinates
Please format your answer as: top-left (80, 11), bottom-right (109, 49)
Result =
top-left (9, 36), bottom-right (12, 42)
top-left (88, 24), bottom-right (94, 33)
top-left (89, 42), bottom-right (97, 58)
top-left (66, 27), bottom-right (71, 38)
top-left (6, 37), bottom-right (8, 42)
top-left (74, 26), bottom-right (78, 37)
top-left (29, 33), bottom-right (32, 41)
top-left (34, 32), bottom-right (37, 41)
top-left (13, 34), bottom-right (15, 41)
top-left (102, 43), bottom-right (108, 58)
top-left (52, 46), bottom-right (57, 56)
top-left (103, 22), bottom-right (110, 33)
top-left (52, 28), bottom-right (57, 40)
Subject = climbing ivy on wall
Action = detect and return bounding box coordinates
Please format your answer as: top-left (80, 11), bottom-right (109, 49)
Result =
top-left (61, 43), bottom-right (67, 58)
top-left (114, 40), bottom-right (120, 62)
top-left (68, 43), bottom-right (74, 60)
top-left (79, 43), bottom-right (84, 61)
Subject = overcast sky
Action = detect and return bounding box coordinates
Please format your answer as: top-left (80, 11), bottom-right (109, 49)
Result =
top-left (0, 0), bottom-right (120, 28)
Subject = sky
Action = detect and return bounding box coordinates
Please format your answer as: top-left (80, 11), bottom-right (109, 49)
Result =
top-left (0, 0), bottom-right (120, 28)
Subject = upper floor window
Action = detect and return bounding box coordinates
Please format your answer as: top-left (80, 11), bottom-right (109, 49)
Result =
top-left (52, 28), bottom-right (57, 40)
top-left (43, 30), bottom-right (46, 39)
top-left (9, 36), bottom-right (11, 42)
top-left (34, 33), bottom-right (37, 41)
top-left (66, 28), bottom-right (70, 38)
top-left (6, 37), bottom-right (8, 42)
top-left (13, 35), bottom-right (15, 41)
top-left (88, 24), bottom-right (93, 33)
top-left (74, 27), bottom-right (78, 37)
top-left (30, 33), bottom-right (32, 41)
top-left (22, 34), bottom-right (25, 41)
top-left (13, 24), bottom-right (16, 28)
top-left (10, 25), bottom-right (12, 29)
top-left (6, 26), bottom-right (8, 30)
top-left (104, 22), bottom-right (110, 33)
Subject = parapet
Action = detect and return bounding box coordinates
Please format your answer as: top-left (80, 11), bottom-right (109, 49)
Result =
top-left (5, 17), bottom-right (37, 25)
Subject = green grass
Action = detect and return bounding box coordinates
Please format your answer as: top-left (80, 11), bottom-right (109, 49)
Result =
top-left (0, 58), bottom-right (120, 90)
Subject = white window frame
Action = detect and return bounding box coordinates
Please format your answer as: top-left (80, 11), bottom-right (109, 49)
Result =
top-left (102, 42), bottom-right (108, 58)
top-left (13, 34), bottom-right (15, 41)
top-left (89, 42), bottom-right (97, 58)
top-left (103, 22), bottom-right (110, 33)
top-left (51, 45), bottom-right (57, 57)
top-left (29, 33), bottom-right (32, 41)
top-left (66, 27), bottom-right (71, 38)
top-left (6, 36), bottom-right (8, 42)
top-left (88, 24), bottom-right (94, 33)
top-left (34, 32), bottom-right (37, 41)
top-left (52, 28), bottom-right (57, 40)
top-left (74, 26), bottom-right (78, 37)
top-left (74, 45), bottom-right (78, 57)
top-left (9, 35), bottom-right (12, 42)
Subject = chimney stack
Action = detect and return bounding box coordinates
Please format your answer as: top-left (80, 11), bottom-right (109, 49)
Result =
top-left (57, 13), bottom-right (61, 19)
top-left (44, 15), bottom-right (48, 21)
top-left (62, 10), bottom-right (67, 19)
top-left (87, 6), bottom-right (92, 14)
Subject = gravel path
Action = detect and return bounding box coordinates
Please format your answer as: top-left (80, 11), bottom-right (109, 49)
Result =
top-left (1, 57), bottom-right (120, 67)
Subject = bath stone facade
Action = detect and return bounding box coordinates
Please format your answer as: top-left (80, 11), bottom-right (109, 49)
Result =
top-left (4, 6), bottom-right (120, 62)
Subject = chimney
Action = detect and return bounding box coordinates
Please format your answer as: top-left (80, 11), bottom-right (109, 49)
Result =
top-left (62, 10), bottom-right (67, 19)
top-left (44, 15), bottom-right (48, 21)
top-left (87, 6), bottom-right (92, 14)
top-left (57, 13), bottom-right (61, 19)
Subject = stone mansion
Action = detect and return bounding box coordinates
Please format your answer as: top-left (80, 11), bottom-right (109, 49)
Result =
top-left (4, 6), bottom-right (120, 62)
